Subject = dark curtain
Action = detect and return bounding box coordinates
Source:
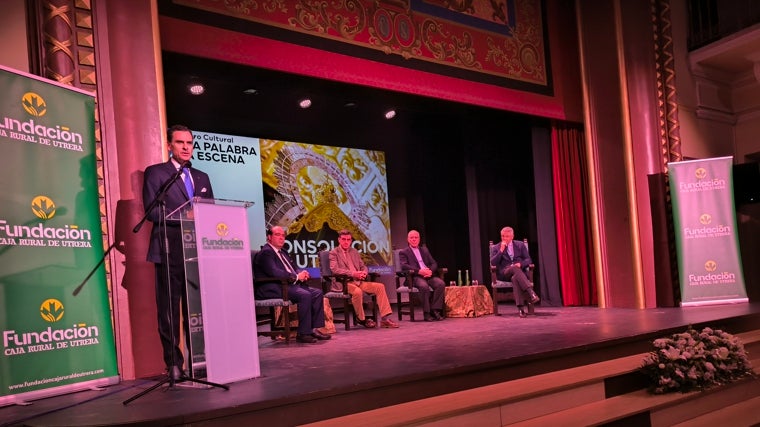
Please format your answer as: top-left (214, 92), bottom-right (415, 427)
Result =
top-left (472, 120), bottom-right (535, 285)
top-left (532, 127), bottom-right (562, 306)
top-left (551, 122), bottom-right (597, 306)
top-left (468, 117), bottom-right (563, 307)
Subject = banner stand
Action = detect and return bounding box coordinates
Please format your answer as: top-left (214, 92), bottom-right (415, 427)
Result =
top-left (669, 157), bottom-right (748, 306)
top-left (0, 65), bottom-right (119, 407)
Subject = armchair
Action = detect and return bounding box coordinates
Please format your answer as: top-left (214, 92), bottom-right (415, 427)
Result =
top-left (251, 250), bottom-right (296, 342)
top-left (318, 250), bottom-right (377, 330)
top-left (489, 240), bottom-right (536, 316)
top-left (393, 248), bottom-right (447, 321)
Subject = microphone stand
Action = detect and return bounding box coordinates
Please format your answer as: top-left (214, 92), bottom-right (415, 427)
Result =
top-left (72, 240), bottom-right (121, 297)
top-left (124, 166), bottom-right (228, 405)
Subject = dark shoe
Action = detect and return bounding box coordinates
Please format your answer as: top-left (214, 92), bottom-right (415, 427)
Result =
top-left (527, 303), bottom-right (536, 315)
top-left (311, 330), bottom-right (332, 340)
top-left (529, 290), bottom-right (540, 304)
top-left (358, 318), bottom-right (376, 328)
top-left (432, 311), bottom-right (444, 321)
top-left (423, 312), bottom-right (435, 322)
top-left (518, 307), bottom-right (527, 318)
top-left (296, 334), bottom-right (317, 343)
top-left (168, 365), bottom-right (184, 382)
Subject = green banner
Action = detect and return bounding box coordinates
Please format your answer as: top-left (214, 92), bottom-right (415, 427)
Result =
top-left (669, 157), bottom-right (748, 306)
top-left (0, 66), bottom-right (118, 405)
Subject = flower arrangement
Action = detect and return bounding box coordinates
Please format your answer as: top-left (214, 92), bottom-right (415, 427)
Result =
top-left (640, 326), bottom-right (754, 394)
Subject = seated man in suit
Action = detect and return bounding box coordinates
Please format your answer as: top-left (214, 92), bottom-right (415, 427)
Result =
top-left (253, 226), bottom-right (330, 343)
top-left (398, 230), bottom-right (446, 322)
top-left (329, 229), bottom-right (399, 329)
top-left (490, 226), bottom-right (539, 318)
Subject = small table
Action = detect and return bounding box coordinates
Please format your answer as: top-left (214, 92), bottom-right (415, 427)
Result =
top-left (444, 285), bottom-right (493, 318)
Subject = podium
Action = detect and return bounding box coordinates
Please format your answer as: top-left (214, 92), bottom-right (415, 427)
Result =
top-left (171, 197), bottom-right (260, 384)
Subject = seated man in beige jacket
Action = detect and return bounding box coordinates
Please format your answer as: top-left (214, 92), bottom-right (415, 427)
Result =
top-left (329, 229), bottom-right (399, 328)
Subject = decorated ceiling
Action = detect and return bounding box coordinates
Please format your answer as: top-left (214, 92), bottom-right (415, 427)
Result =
top-left (173, 0), bottom-right (548, 90)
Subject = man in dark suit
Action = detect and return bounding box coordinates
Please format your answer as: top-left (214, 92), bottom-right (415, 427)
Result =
top-left (490, 226), bottom-right (539, 317)
top-left (398, 230), bottom-right (446, 321)
top-left (142, 124), bottom-right (214, 380)
top-left (253, 226), bottom-right (329, 344)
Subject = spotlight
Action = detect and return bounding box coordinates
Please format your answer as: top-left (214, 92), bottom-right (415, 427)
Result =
top-left (299, 98), bottom-right (312, 109)
top-left (243, 88), bottom-right (258, 95)
top-left (384, 109), bottom-right (396, 119)
top-left (187, 79), bottom-right (205, 95)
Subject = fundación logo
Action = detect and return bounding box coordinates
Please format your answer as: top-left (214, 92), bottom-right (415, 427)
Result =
top-left (201, 222), bottom-right (243, 250)
top-left (40, 298), bottom-right (64, 322)
top-left (683, 211), bottom-right (731, 239)
top-left (686, 259), bottom-right (736, 286)
top-left (21, 92), bottom-right (47, 117)
top-left (32, 195), bottom-right (57, 220)
top-left (0, 195), bottom-right (94, 248)
top-left (694, 167), bottom-right (707, 180)
top-left (2, 298), bottom-right (102, 356)
top-left (0, 89), bottom-right (85, 151)
top-left (216, 222), bottom-right (229, 237)
top-left (678, 165), bottom-right (726, 192)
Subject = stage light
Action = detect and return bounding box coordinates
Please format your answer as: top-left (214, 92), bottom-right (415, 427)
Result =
top-left (243, 88), bottom-right (258, 95)
top-left (299, 98), bottom-right (312, 109)
top-left (187, 79), bottom-right (205, 95)
top-left (384, 109), bottom-right (396, 119)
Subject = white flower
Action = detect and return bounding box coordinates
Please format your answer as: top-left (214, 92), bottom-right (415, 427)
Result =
top-left (663, 346), bottom-right (681, 360)
top-left (716, 347), bottom-right (730, 359)
top-left (641, 326), bottom-right (753, 394)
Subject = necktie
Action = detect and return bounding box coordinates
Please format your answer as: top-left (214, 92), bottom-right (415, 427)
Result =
top-left (182, 167), bottom-right (194, 199)
top-left (278, 250), bottom-right (295, 274)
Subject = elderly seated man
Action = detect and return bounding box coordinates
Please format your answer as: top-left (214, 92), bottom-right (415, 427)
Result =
top-left (490, 226), bottom-right (539, 318)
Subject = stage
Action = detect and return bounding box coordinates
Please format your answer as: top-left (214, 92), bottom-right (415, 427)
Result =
top-left (3, 302), bottom-right (760, 426)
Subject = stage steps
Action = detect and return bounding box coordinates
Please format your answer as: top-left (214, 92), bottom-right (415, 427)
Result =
top-left (302, 329), bottom-right (760, 427)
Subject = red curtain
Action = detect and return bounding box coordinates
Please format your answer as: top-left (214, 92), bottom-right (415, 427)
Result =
top-left (551, 123), bottom-right (597, 306)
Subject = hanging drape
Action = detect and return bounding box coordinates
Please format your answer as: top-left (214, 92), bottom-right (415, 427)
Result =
top-left (551, 122), bottom-right (597, 306)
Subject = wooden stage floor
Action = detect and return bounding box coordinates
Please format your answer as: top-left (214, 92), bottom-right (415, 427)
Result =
top-left (3, 302), bottom-right (760, 426)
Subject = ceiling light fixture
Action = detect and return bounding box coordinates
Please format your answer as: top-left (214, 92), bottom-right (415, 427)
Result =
top-left (299, 98), bottom-right (312, 109)
top-left (187, 78), bottom-right (205, 95)
top-left (384, 109), bottom-right (396, 119)
top-left (243, 88), bottom-right (258, 95)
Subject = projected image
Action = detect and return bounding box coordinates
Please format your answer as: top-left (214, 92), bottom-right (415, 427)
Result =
top-left (259, 139), bottom-right (391, 276)
top-left (191, 131), bottom-right (265, 247)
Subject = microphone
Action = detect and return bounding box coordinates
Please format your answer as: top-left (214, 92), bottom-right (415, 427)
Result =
top-left (182, 160), bottom-right (192, 169)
